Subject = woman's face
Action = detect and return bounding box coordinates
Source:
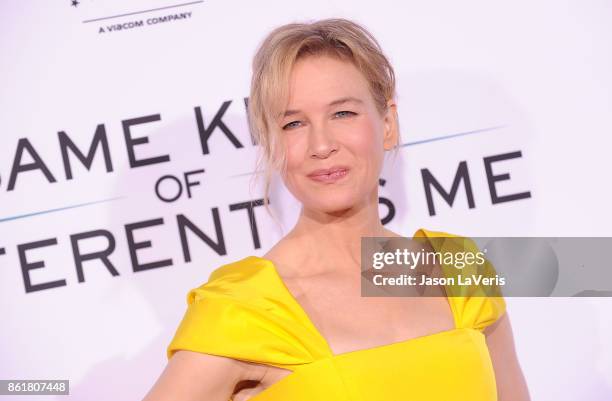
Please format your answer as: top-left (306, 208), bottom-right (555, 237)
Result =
top-left (278, 54), bottom-right (398, 214)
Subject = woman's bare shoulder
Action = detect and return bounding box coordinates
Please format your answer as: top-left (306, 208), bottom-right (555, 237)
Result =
top-left (381, 228), bottom-right (404, 238)
top-left (262, 236), bottom-right (304, 276)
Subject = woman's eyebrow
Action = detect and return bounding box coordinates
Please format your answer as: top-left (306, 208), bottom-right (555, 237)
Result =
top-left (283, 96), bottom-right (364, 117)
top-left (328, 96), bottom-right (364, 107)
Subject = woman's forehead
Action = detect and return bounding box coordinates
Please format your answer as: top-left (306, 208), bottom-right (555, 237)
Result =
top-left (290, 55), bottom-right (366, 89)
top-left (284, 56), bottom-right (372, 111)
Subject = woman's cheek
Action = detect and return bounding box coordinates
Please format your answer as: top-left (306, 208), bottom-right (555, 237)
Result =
top-left (281, 156), bottom-right (305, 198)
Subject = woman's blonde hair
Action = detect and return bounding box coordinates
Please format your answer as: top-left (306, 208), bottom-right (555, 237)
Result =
top-left (247, 18), bottom-right (400, 221)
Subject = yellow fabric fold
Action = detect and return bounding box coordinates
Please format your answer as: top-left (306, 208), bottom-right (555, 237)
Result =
top-left (167, 257), bottom-right (330, 369)
top-left (415, 228), bottom-right (507, 331)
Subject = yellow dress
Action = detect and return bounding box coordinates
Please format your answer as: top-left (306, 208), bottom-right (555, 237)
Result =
top-left (167, 228), bottom-right (506, 401)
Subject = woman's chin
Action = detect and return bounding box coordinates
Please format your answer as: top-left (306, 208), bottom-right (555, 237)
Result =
top-left (306, 197), bottom-right (358, 215)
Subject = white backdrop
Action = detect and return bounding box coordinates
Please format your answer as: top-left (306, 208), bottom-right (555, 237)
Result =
top-left (1, 1), bottom-right (611, 400)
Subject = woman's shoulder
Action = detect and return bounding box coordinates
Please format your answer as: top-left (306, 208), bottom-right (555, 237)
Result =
top-left (414, 227), bottom-right (508, 332)
top-left (188, 255), bottom-right (275, 303)
top-left (167, 254), bottom-right (326, 367)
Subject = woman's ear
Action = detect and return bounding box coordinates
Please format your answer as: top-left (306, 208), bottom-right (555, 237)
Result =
top-left (382, 99), bottom-right (399, 151)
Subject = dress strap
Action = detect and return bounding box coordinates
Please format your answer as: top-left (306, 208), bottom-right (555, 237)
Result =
top-left (413, 228), bottom-right (507, 331)
top-left (167, 256), bottom-right (331, 370)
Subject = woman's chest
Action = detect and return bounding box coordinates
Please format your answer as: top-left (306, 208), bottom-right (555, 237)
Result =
top-left (281, 271), bottom-right (456, 355)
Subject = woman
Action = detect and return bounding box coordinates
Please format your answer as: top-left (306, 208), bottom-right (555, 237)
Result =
top-left (143, 18), bottom-right (530, 401)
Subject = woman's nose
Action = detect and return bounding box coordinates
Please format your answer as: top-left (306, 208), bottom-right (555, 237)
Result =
top-left (308, 125), bottom-right (338, 159)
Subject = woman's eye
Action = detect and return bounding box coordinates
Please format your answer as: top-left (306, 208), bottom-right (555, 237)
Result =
top-left (334, 110), bottom-right (356, 118)
top-left (282, 121), bottom-right (301, 130)
top-left (282, 111), bottom-right (355, 130)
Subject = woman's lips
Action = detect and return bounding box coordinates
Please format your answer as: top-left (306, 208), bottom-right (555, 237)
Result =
top-left (307, 167), bottom-right (350, 183)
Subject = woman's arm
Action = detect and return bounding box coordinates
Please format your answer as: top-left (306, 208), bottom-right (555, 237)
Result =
top-left (142, 350), bottom-right (250, 401)
top-left (485, 311), bottom-right (531, 401)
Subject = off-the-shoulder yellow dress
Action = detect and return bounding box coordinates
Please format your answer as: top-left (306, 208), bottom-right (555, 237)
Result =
top-left (167, 228), bottom-right (506, 401)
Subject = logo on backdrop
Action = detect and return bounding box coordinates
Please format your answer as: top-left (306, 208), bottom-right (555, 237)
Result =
top-left (69, 0), bottom-right (203, 34)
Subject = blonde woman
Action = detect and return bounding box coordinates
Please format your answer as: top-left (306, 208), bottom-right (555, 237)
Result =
top-left (144, 18), bottom-right (530, 401)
